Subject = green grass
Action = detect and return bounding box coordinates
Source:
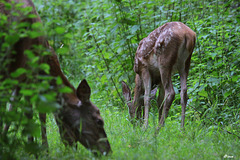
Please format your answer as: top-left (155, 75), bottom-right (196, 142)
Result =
top-left (36, 107), bottom-right (239, 160)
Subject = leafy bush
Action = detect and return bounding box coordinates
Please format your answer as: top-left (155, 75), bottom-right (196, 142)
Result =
top-left (0, 1), bottom-right (61, 158)
top-left (34, 0), bottom-right (239, 126)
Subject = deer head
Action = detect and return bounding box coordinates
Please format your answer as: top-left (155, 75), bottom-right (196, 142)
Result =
top-left (122, 76), bottom-right (158, 122)
top-left (56, 79), bottom-right (111, 155)
top-left (122, 81), bottom-right (137, 120)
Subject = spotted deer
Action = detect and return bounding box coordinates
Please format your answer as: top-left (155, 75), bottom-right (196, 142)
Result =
top-left (0, 0), bottom-right (111, 155)
top-left (122, 22), bottom-right (196, 129)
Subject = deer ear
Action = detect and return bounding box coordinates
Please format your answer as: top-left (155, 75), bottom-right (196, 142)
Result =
top-left (76, 79), bottom-right (91, 102)
top-left (122, 81), bottom-right (131, 102)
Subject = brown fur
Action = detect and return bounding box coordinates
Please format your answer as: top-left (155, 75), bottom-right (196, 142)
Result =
top-left (122, 22), bottom-right (196, 129)
top-left (1, 0), bottom-right (111, 154)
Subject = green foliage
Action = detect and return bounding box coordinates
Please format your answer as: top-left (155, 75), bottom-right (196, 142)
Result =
top-left (0, 1), bottom-right (63, 159)
top-left (33, 0), bottom-right (239, 157)
top-left (34, 0), bottom-right (239, 124)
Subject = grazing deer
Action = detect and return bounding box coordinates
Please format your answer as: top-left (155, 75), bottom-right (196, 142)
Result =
top-left (122, 22), bottom-right (196, 129)
top-left (0, 0), bottom-right (111, 155)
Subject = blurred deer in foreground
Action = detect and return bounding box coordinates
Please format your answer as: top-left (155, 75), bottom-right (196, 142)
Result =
top-left (122, 22), bottom-right (196, 129)
top-left (0, 0), bottom-right (111, 155)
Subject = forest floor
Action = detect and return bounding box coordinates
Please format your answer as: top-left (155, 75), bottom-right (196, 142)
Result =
top-left (31, 108), bottom-right (240, 160)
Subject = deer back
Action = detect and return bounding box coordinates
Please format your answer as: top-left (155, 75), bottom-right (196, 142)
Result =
top-left (134, 22), bottom-right (196, 76)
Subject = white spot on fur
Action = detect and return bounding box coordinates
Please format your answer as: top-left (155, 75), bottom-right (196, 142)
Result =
top-left (77, 101), bottom-right (82, 107)
top-left (177, 22), bottom-right (182, 29)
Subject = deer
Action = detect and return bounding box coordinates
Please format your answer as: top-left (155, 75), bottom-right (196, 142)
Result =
top-left (0, 0), bottom-right (111, 155)
top-left (122, 22), bottom-right (196, 130)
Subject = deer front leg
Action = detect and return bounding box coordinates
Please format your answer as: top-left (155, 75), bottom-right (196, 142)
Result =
top-left (142, 69), bottom-right (151, 129)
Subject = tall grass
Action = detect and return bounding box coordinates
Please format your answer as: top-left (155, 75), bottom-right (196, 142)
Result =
top-left (37, 106), bottom-right (239, 160)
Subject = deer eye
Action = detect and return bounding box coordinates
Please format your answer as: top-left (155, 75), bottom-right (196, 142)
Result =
top-left (96, 119), bottom-right (104, 127)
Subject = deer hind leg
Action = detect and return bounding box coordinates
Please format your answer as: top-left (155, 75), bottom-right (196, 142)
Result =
top-left (142, 69), bottom-right (152, 129)
top-left (179, 55), bottom-right (191, 128)
top-left (157, 83), bottom-right (165, 122)
top-left (179, 70), bottom-right (187, 128)
top-left (158, 66), bottom-right (175, 128)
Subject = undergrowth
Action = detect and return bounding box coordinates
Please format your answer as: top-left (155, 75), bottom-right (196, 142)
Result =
top-left (36, 107), bottom-right (240, 160)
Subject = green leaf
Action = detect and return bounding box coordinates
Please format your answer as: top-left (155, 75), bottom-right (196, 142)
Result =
top-left (36, 95), bottom-right (61, 113)
top-left (224, 91), bottom-right (232, 98)
top-left (39, 63), bottom-right (50, 74)
top-left (131, 25), bottom-right (140, 34)
top-left (24, 49), bottom-right (35, 59)
top-left (111, 24), bottom-right (120, 33)
top-left (29, 31), bottom-right (43, 38)
top-left (28, 13), bottom-right (38, 19)
top-left (20, 89), bottom-right (34, 96)
top-left (232, 75), bottom-right (238, 82)
top-left (17, 22), bottom-right (30, 29)
top-left (10, 68), bottom-right (27, 78)
top-left (5, 34), bottom-right (20, 45)
top-left (55, 27), bottom-right (65, 34)
top-left (198, 90), bottom-right (208, 98)
top-left (207, 77), bottom-right (220, 84)
top-left (59, 86), bottom-right (73, 93)
top-left (1, 79), bottom-right (19, 87)
top-left (32, 22), bottom-right (43, 30)
top-left (64, 33), bottom-right (72, 39)
top-left (56, 45), bottom-right (69, 55)
top-left (56, 76), bottom-right (63, 85)
top-left (43, 92), bottom-right (57, 101)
